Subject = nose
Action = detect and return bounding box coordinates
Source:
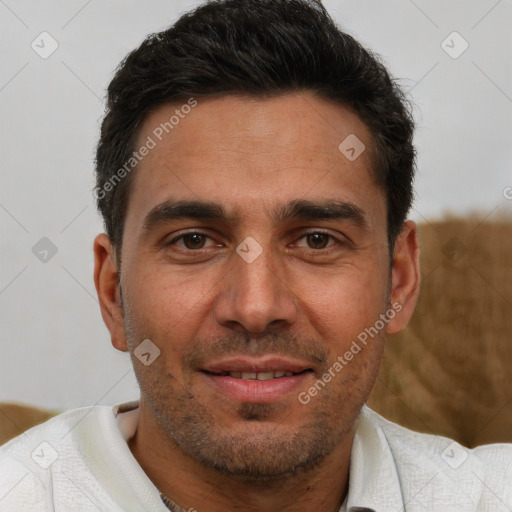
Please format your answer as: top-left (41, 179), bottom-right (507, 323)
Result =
top-left (213, 246), bottom-right (298, 334)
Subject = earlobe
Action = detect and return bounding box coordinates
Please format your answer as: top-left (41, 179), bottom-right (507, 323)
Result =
top-left (93, 234), bottom-right (129, 352)
top-left (386, 220), bottom-right (420, 334)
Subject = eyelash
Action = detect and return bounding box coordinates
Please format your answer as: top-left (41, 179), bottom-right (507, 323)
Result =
top-left (167, 230), bottom-right (344, 251)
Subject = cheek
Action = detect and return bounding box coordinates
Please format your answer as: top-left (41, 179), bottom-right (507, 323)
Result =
top-left (124, 266), bottom-right (218, 355)
top-left (296, 263), bottom-right (389, 348)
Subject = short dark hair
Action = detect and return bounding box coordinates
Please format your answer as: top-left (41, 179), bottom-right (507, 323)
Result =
top-left (95, 0), bottom-right (415, 262)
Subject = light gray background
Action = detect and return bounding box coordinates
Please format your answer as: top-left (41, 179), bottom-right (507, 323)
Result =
top-left (1, 0), bottom-right (511, 410)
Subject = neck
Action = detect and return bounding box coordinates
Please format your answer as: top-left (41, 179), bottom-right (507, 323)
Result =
top-left (129, 401), bottom-right (354, 512)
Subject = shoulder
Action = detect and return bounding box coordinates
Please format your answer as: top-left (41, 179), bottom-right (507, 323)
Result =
top-left (0, 405), bottom-right (115, 457)
top-left (361, 405), bottom-right (512, 461)
top-left (0, 406), bottom-right (115, 510)
top-left (358, 406), bottom-right (512, 508)
top-left (473, 442), bottom-right (512, 501)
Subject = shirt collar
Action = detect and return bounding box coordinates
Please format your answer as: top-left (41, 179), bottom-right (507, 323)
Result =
top-left (345, 406), bottom-right (404, 511)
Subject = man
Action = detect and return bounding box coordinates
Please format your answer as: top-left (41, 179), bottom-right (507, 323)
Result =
top-left (1, 0), bottom-right (511, 510)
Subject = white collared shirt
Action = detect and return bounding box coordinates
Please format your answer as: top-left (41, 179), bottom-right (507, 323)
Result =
top-left (0, 401), bottom-right (511, 511)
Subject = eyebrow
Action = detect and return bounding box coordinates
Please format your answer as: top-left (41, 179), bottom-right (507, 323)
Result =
top-left (273, 199), bottom-right (368, 228)
top-left (142, 198), bottom-right (369, 234)
top-left (142, 200), bottom-right (229, 233)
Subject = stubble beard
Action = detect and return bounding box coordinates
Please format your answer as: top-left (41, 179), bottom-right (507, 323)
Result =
top-left (137, 374), bottom-right (360, 483)
top-left (121, 296), bottom-right (384, 482)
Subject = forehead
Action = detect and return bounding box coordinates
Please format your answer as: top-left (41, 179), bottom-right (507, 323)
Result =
top-left (125, 93), bottom-right (384, 231)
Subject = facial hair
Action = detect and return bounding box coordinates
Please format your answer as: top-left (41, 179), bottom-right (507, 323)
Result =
top-left (122, 303), bottom-right (384, 482)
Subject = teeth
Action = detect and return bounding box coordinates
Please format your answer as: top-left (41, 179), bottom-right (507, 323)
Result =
top-left (256, 372), bottom-right (274, 381)
top-left (227, 371), bottom-right (295, 380)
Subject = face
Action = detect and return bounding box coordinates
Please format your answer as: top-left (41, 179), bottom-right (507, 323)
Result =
top-left (95, 92), bottom-right (419, 480)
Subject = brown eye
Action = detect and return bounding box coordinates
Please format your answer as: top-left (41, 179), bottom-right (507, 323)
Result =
top-left (306, 233), bottom-right (330, 249)
top-left (181, 233), bottom-right (207, 249)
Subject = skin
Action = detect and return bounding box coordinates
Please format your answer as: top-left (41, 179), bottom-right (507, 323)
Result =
top-left (94, 92), bottom-right (420, 512)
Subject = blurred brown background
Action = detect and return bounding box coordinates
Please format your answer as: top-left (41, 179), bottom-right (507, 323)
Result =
top-left (368, 217), bottom-right (512, 447)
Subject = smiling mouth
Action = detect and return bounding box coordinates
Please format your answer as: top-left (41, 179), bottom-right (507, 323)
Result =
top-left (203, 369), bottom-right (312, 380)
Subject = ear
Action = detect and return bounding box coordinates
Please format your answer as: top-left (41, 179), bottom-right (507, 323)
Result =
top-left (93, 233), bottom-right (128, 352)
top-left (386, 220), bottom-right (420, 334)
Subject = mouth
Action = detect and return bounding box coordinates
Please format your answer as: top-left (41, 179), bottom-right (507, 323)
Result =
top-left (199, 357), bottom-right (315, 403)
top-left (203, 369), bottom-right (310, 380)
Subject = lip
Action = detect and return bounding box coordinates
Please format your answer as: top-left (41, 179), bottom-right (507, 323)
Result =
top-left (200, 356), bottom-right (314, 403)
top-left (201, 356), bottom-right (312, 375)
